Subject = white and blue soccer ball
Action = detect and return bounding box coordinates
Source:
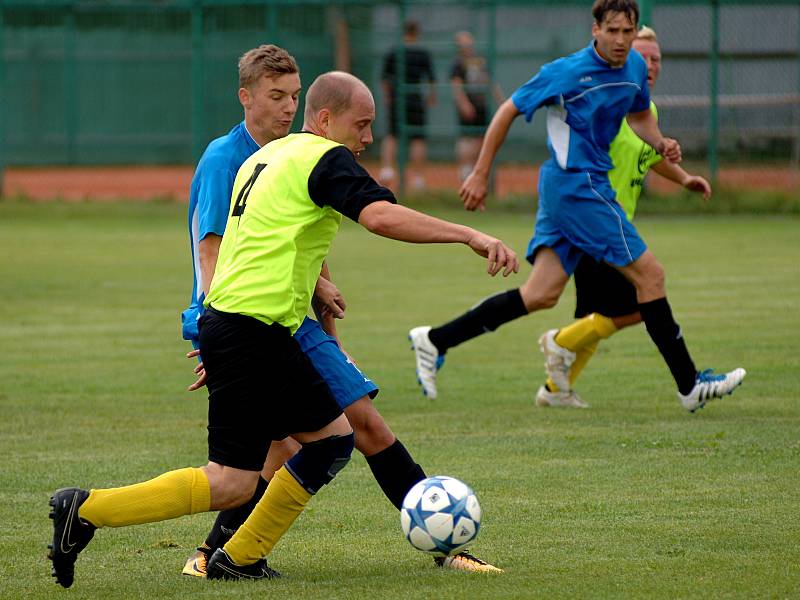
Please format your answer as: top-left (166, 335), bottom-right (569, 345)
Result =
top-left (400, 475), bottom-right (481, 555)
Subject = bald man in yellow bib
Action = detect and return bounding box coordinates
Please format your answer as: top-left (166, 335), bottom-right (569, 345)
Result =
top-left (47, 71), bottom-right (518, 588)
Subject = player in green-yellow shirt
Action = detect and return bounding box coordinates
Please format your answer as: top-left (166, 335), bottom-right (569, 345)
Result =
top-left (47, 71), bottom-right (519, 587)
top-left (535, 26), bottom-right (713, 408)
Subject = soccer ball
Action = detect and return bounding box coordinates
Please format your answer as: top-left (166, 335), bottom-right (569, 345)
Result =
top-left (400, 475), bottom-right (481, 555)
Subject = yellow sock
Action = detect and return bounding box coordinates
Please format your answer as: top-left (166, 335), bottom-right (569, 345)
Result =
top-left (569, 340), bottom-right (599, 386)
top-left (224, 466), bottom-right (312, 565)
top-left (547, 313), bottom-right (616, 392)
top-left (78, 467), bottom-right (210, 528)
top-left (554, 313), bottom-right (618, 351)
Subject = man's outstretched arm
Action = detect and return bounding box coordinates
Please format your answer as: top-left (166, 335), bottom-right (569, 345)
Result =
top-left (358, 201), bottom-right (520, 277)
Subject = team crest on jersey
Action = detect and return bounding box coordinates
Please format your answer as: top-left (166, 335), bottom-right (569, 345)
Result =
top-left (637, 143), bottom-right (656, 174)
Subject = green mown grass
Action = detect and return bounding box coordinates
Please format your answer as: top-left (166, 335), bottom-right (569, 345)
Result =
top-left (0, 201), bottom-right (798, 599)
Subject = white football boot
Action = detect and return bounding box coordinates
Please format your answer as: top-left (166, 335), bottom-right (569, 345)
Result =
top-left (678, 368), bottom-right (747, 412)
top-left (538, 329), bottom-right (576, 393)
top-left (535, 385), bottom-right (589, 409)
top-left (409, 326), bottom-right (442, 399)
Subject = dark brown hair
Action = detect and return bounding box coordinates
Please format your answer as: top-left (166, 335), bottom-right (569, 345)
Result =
top-left (592, 0), bottom-right (639, 26)
top-left (404, 20), bottom-right (419, 37)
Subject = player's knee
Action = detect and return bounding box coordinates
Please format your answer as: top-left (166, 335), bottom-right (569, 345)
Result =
top-left (354, 413), bottom-right (395, 456)
top-left (640, 261), bottom-right (665, 297)
top-left (209, 472), bottom-right (259, 510)
top-left (285, 432), bottom-right (355, 494)
top-left (268, 437), bottom-right (302, 465)
top-left (521, 287), bottom-right (559, 311)
top-left (345, 398), bottom-right (396, 456)
top-left (228, 483), bottom-right (258, 508)
top-left (649, 262), bottom-right (665, 290)
top-left (540, 291), bottom-right (560, 309)
top-left (455, 138), bottom-right (471, 161)
top-left (260, 437), bottom-right (302, 481)
top-left (633, 252), bottom-right (665, 292)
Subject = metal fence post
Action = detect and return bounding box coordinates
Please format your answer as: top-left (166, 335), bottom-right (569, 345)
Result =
top-left (266, 1), bottom-right (278, 45)
top-left (487, 0), bottom-right (497, 197)
top-left (0, 1), bottom-right (5, 195)
top-left (191, 0), bottom-right (205, 163)
top-left (65, 4), bottom-right (77, 164)
top-left (794, 1), bottom-right (800, 167)
top-left (396, 0), bottom-right (408, 197)
top-left (639, 0), bottom-right (653, 26)
top-left (709, 0), bottom-right (720, 182)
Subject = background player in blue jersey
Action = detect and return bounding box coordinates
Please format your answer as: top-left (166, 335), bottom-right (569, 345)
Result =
top-left (409, 0), bottom-right (745, 411)
top-left (535, 26), bottom-right (714, 409)
top-left (181, 45), bottom-right (501, 575)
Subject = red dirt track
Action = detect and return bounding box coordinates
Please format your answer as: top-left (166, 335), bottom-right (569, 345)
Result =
top-left (3, 163), bottom-right (797, 201)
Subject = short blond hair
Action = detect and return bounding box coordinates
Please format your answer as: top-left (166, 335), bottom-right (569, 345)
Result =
top-left (637, 25), bottom-right (658, 42)
top-left (238, 44), bottom-right (298, 89)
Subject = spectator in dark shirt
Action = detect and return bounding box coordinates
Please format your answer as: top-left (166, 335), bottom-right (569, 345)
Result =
top-left (379, 20), bottom-right (436, 191)
top-left (450, 31), bottom-right (503, 182)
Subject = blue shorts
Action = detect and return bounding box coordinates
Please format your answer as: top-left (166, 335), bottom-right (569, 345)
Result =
top-left (293, 318), bottom-right (379, 409)
top-left (526, 161), bottom-right (647, 274)
top-left (189, 315), bottom-right (378, 410)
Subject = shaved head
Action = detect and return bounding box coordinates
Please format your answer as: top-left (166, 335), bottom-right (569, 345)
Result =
top-left (302, 71), bottom-right (376, 156)
top-left (304, 71), bottom-right (373, 122)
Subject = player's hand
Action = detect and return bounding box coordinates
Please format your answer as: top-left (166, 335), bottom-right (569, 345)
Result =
top-left (460, 171), bottom-right (489, 212)
top-left (656, 138), bottom-right (682, 163)
top-left (459, 102), bottom-right (477, 122)
top-left (682, 175), bottom-right (712, 201)
top-left (466, 232), bottom-right (520, 277)
top-left (314, 276), bottom-right (346, 319)
top-left (186, 349), bottom-right (207, 391)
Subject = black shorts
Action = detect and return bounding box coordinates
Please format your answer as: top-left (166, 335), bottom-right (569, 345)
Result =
top-left (573, 255), bottom-right (639, 319)
top-left (389, 95), bottom-right (426, 139)
top-left (458, 103), bottom-right (488, 136)
top-left (198, 308), bottom-right (343, 471)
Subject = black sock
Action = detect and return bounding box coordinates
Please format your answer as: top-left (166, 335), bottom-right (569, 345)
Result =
top-left (365, 439), bottom-right (426, 510)
top-left (638, 297), bottom-right (697, 395)
top-left (204, 475), bottom-right (269, 551)
top-left (428, 289), bottom-right (528, 353)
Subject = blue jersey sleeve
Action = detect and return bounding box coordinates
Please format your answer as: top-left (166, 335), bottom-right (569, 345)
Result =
top-left (196, 168), bottom-right (235, 240)
top-left (628, 54), bottom-right (651, 114)
top-left (511, 61), bottom-right (563, 122)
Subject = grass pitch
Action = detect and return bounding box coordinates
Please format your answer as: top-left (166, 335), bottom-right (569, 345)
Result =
top-left (0, 200), bottom-right (798, 599)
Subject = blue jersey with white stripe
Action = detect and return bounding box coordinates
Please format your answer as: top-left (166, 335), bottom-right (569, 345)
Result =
top-left (511, 41), bottom-right (650, 173)
top-left (181, 121), bottom-right (259, 344)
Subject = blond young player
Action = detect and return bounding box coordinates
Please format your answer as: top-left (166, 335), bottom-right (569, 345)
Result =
top-left (181, 45), bottom-right (501, 575)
